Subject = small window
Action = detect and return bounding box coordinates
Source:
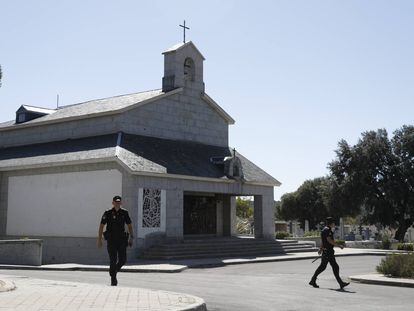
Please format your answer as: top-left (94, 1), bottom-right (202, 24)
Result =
top-left (184, 57), bottom-right (195, 81)
top-left (17, 113), bottom-right (26, 123)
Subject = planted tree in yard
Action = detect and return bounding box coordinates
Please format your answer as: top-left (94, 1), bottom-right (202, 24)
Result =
top-left (236, 197), bottom-right (253, 219)
top-left (278, 177), bottom-right (332, 229)
top-left (329, 126), bottom-right (414, 241)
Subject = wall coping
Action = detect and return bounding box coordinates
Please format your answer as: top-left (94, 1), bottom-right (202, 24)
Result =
top-left (0, 239), bottom-right (43, 245)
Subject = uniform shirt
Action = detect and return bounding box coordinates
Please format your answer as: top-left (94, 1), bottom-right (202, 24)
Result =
top-left (321, 226), bottom-right (334, 250)
top-left (101, 208), bottom-right (131, 239)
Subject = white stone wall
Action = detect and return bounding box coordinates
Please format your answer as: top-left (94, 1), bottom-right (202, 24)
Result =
top-left (6, 169), bottom-right (122, 237)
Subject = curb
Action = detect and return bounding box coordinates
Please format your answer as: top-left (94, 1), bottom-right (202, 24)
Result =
top-left (0, 264), bottom-right (187, 273)
top-left (350, 274), bottom-right (414, 288)
top-left (0, 279), bottom-right (16, 292)
top-left (174, 297), bottom-right (207, 311)
top-left (0, 252), bottom-right (392, 273)
top-left (187, 252), bottom-right (388, 269)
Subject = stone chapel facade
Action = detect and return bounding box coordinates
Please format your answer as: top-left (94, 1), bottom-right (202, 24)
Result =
top-left (0, 42), bottom-right (280, 263)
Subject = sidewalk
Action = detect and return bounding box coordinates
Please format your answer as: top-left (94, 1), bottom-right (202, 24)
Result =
top-left (0, 274), bottom-right (207, 311)
top-left (0, 248), bottom-right (404, 273)
top-left (350, 273), bottom-right (414, 288)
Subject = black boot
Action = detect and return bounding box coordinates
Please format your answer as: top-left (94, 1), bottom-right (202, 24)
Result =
top-left (309, 279), bottom-right (319, 288)
top-left (340, 281), bottom-right (349, 289)
top-left (111, 275), bottom-right (118, 286)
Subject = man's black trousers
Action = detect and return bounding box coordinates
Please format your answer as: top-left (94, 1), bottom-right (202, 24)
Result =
top-left (311, 250), bottom-right (343, 285)
top-left (107, 239), bottom-right (127, 277)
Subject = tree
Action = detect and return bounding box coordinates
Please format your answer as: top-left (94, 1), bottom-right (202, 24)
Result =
top-left (274, 200), bottom-right (282, 220)
top-left (236, 197), bottom-right (253, 219)
top-left (279, 177), bottom-right (333, 229)
top-left (329, 126), bottom-right (414, 241)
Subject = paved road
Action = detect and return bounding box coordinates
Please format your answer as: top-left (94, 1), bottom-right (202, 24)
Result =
top-left (1, 255), bottom-right (413, 311)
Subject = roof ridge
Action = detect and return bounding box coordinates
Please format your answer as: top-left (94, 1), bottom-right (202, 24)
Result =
top-left (22, 104), bottom-right (56, 111)
top-left (58, 88), bottom-right (162, 110)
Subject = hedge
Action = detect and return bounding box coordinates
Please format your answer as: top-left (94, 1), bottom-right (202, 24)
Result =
top-left (376, 254), bottom-right (414, 278)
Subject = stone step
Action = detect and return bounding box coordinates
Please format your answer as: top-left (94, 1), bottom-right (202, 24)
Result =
top-left (148, 242), bottom-right (315, 251)
top-left (143, 247), bottom-right (317, 260)
top-left (145, 247), bottom-right (315, 257)
top-left (142, 238), bottom-right (316, 260)
top-left (146, 246), bottom-right (284, 255)
top-left (169, 239), bottom-right (301, 246)
top-left (153, 242), bottom-right (292, 250)
top-left (144, 250), bottom-right (286, 260)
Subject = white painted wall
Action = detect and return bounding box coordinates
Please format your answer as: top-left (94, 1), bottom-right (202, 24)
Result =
top-left (7, 170), bottom-right (122, 237)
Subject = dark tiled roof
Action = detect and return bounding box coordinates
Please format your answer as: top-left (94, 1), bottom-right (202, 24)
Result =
top-left (121, 134), bottom-right (231, 178)
top-left (0, 89), bottom-right (163, 129)
top-left (0, 134), bottom-right (118, 161)
top-left (0, 133), bottom-right (280, 186)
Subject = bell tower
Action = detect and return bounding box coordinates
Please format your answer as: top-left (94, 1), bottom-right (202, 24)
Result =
top-left (162, 41), bottom-right (205, 93)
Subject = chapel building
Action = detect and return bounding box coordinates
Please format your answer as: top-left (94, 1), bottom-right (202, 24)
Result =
top-left (0, 42), bottom-right (280, 263)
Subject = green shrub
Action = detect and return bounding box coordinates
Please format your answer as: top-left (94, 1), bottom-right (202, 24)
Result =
top-left (377, 254), bottom-right (414, 278)
top-left (336, 239), bottom-right (346, 247)
top-left (275, 231), bottom-right (291, 239)
top-left (304, 230), bottom-right (320, 237)
top-left (381, 235), bottom-right (391, 250)
top-left (397, 243), bottom-right (414, 251)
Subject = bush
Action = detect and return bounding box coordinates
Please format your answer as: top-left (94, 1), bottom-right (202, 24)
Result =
top-left (397, 243), bottom-right (414, 251)
top-left (381, 235), bottom-right (391, 250)
top-left (275, 231), bottom-right (291, 239)
top-left (336, 239), bottom-right (346, 247)
top-left (304, 230), bottom-right (320, 237)
top-left (377, 254), bottom-right (414, 278)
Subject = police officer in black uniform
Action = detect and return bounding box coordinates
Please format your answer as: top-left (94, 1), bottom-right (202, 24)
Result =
top-left (97, 195), bottom-right (134, 286)
top-left (309, 217), bottom-right (350, 289)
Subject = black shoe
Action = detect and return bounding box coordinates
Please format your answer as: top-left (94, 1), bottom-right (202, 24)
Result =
top-left (340, 282), bottom-right (350, 289)
top-left (309, 280), bottom-right (319, 288)
top-left (111, 276), bottom-right (118, 286)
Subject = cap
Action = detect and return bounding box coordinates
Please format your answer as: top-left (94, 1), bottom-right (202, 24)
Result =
top-left (326, 217), bottom-right (334, 224)
top-left (113, 195), bottom-right (122, 202)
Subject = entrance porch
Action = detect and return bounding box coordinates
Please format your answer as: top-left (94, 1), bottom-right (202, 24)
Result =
top-left (182, 192), bottom-right (273, 239)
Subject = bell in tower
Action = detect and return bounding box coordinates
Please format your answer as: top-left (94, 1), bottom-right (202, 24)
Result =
top-left (162, 41), bottom-right (205, 93)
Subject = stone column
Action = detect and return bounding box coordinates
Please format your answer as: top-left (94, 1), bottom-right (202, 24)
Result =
top-left (305, 220), bottom-right (309, 233)
top-left (216, 195), bottom-right (224, 237)
top-left (223, 195), bottom-right (236, 237)
top-left (0, 172), bottom-right (6, 236)
top-left (254, 193), bottom-right (275, 240)
top-left (165, 189), bottom-right (184, 241)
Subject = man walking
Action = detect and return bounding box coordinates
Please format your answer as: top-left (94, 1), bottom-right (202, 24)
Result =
top-left (309, 217), bottom-right (349, 289)
top-left (98, 195), bottom-right (134, 286)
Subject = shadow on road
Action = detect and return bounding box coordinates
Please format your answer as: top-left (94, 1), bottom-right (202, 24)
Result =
top-left (327, 288), bottom-right (357, 294)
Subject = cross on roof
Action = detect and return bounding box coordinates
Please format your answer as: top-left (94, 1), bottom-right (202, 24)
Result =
top-left (179, 20), bottom-right (190, 43)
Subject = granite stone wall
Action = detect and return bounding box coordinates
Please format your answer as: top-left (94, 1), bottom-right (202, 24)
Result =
top-left (121, 90), bottom-right (229, 147)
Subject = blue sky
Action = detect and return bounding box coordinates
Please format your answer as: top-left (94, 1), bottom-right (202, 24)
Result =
top-left (1, 1), bottom-right (413, 200)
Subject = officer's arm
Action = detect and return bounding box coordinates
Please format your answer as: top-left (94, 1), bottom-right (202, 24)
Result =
top-left (98, 223), bottom-right (105, 240)
top-left (97, 223), bottom-right (105, 248)
top-left (127, 223), bottom-right (134, 239)
top-left (327, 236), bottom-right (343, 248)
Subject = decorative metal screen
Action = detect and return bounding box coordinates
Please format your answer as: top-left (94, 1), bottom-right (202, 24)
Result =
top-left (142, 189), bottom-right (161, 227)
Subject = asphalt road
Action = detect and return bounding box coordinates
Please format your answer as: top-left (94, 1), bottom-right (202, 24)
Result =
top-left (1, 255), bottom-right (413, 311)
